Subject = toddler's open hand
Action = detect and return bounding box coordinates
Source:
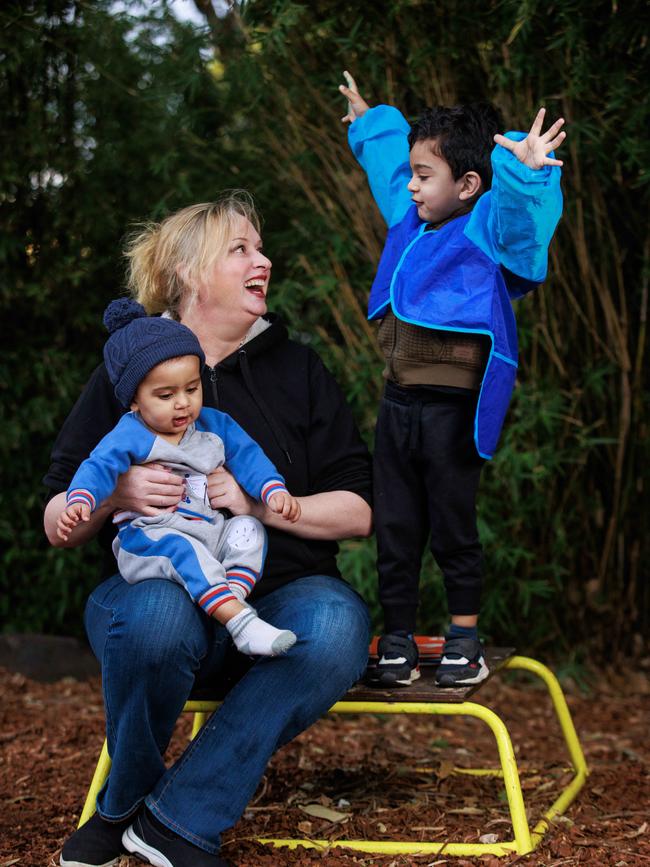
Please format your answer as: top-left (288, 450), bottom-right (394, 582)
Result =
top-left (339, 71), bottom-right (370, 124)
top-left (268, 491), bottom-right (301, 523)
top-left (494, 107), bottom-right (566, 169)
top-left (56, 502), bottom-right (91, 541)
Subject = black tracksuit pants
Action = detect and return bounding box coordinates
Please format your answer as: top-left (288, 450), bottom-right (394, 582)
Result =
top-left (374, 381), bottom-right (485, 634)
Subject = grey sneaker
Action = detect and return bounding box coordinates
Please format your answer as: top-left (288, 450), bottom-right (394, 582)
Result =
top-left (373, 633), bottom-right (420, 686)
top-left (435, 636), bottom-right (489, 687)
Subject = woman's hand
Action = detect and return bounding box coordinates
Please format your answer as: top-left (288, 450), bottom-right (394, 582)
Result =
top-left (207, 466), bottom-right (256, 515)
top-left (339, 70), bottom-right (370, 124)
top-left (111, 463), bottom-right (184, 516)
top-left (44, 463), bottom-right (183, 548)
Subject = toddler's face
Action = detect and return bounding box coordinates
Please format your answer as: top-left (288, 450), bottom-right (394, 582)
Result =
top-left (407, 139), bottom-right (467, 225)
top-left (131, 355), bottom-right (202, 440)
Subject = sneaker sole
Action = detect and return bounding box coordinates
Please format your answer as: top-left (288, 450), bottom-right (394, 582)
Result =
top-left (375, 666), bottom-right (421, 687)
top-left (436, 663), bottom-right (489, 688)
top-left (122, 825), bottom-right (173, 867)
top-left (60, 858), bottom-right (120, 867)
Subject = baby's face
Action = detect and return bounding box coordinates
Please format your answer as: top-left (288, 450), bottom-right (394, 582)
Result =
top-left (131, 355), bottom-right (202, 441)
top-left (407, 139), bottom-right (468, 225)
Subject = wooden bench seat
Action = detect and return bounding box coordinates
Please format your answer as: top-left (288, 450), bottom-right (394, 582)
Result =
top-left (348, 643), bottom-right (515, 703)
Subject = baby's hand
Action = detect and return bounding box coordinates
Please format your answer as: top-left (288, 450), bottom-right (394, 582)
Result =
top-left (494, 107), bottom-right (566, 170)
top-left (339, 70), bottom-right (370, 124)
top-left (268, 491), bottom-right (301, 523)
top-left (56, 502), bottom-right (91, 541)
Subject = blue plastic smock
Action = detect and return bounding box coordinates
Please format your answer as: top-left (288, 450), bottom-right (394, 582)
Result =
top-left (348, 105), bottom-right (563, 458)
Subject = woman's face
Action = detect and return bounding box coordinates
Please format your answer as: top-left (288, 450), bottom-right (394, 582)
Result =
top-left (200, 217), bottom-right (272, 322)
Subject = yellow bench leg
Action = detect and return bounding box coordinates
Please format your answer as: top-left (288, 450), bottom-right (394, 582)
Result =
top-left (78, 740), bottom-right (112, 828)
top-left (504, 656), bottom-right (589, 846)
top-left (190, 710), bottom-right (208, 738)
top-left (78, 708), bottom-right (212, 828)
top-left (261, 699), bottom-right (533, 857)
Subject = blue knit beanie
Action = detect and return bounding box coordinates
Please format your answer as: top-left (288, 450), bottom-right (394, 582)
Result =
top-left (103, 298), bottom-right (205, 407)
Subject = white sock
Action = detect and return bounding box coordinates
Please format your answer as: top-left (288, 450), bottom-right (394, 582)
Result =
top-left (225, 608), bottom-right (296, 657)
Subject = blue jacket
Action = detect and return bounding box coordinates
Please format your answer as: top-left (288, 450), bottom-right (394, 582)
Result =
top-left (67, 407), bottom-right (288, 517)
top-left (348, 105), bottom-right (563, 458)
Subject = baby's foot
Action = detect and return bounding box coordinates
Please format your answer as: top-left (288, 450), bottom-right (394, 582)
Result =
top-left (225, 608), bottom-right (296, 657)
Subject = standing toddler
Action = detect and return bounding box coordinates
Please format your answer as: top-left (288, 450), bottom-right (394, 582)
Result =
top-left (340, 72), bottom-right (565, 686)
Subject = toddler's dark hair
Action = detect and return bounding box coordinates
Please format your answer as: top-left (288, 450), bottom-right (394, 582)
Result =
top-left (408, 103), bottom-right (504, 190)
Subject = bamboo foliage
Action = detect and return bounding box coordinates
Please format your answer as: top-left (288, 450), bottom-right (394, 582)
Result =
top-left (198, 0), bottom-right (648, 655)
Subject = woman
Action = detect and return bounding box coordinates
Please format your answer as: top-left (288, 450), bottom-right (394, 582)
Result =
top-left (44, 192), bottom-right (373, 867)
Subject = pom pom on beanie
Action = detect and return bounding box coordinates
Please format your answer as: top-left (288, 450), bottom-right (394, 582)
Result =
top-left (102, 298), bottom-right (205, 407)
top-left (103, 298), bottom-right (148, 335)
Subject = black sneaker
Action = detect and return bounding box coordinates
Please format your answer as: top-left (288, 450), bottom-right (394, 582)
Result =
top-left (435, 636), bottom-right (489, 687)
top-left (122, 808), bottom-right (232, 866)
top-left (374, 633), bottom-right (420, 686)
top-left (60, 812), bottom-right (129, 867)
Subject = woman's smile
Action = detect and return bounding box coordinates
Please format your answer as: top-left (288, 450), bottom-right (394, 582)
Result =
top-left (244, 276), bottom-right (268, 299)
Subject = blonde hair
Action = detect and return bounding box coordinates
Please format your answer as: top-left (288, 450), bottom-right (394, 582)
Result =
top-left (124, 191), bottom-right (261, 316)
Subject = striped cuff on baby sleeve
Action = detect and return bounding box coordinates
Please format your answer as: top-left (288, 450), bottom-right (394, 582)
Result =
top-left (66, 489), bottom-right (96, 511)
top-left (260, 479), bottom-right (288, 504)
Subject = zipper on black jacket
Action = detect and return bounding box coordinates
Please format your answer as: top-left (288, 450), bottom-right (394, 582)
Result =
top-left (208, 366), bottom-right (219, 407)
top-left (238, 348), bottom-right (293, 465)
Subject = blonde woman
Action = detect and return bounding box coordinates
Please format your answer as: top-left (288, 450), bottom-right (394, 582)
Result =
top-left (44, 192), bottom-right (372, 867)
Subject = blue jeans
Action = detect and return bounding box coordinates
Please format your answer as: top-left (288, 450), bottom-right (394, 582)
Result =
top-left (84, 573), bottom-right (370, 854)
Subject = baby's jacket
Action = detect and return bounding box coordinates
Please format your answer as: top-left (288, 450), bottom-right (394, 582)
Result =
top-left (348, 105), bottom-right (563, 458)
top-left (66, 408), bottom-right (288, 519)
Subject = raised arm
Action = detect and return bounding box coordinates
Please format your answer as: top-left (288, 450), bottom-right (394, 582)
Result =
top-left (465, 107), bottom-right (565, 288)
top-left (494, 107), bottom-right (565, 169)
top-left (340, 71), bottom-right (412, 227)
top-left (339, 70), bottom-right (370, 124)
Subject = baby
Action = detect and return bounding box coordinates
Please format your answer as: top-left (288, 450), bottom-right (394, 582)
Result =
top-left (57, 299), bottom-right (300, 657)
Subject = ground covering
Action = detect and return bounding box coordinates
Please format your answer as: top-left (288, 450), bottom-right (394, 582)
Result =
top-left (1, 666), bottom-right (648, 866)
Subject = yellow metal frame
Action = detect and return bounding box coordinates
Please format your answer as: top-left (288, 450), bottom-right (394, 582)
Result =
top-left (79, 655), bottom-right (588, 858)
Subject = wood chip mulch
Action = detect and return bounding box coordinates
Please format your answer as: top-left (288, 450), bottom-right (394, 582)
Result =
top-left (1, 665), bottom-right (649, 867)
